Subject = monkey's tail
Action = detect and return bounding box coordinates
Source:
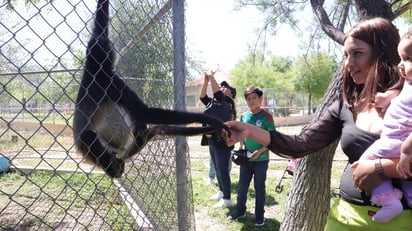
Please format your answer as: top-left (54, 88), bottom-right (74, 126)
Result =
top-left (94, 0), bottom-right (110, 38)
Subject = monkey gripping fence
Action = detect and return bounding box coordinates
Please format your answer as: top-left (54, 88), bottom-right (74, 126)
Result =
top-left (0, 0), bottom-right (195, 230)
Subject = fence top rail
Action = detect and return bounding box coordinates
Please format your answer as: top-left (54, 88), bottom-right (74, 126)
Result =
top-left (0, 69), bottom-right (83, 77)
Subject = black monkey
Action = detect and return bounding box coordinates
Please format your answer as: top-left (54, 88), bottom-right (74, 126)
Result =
top-left (73, 0), bottom-right (230, 178)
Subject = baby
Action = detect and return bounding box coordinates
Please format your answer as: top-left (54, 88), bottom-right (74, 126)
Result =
top-left (357, 29), bottom-right (412, 223)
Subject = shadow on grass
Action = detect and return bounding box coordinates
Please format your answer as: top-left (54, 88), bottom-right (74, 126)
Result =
top-left (228, 182), bottom-right (281, 230)
top-left (224, 209), bottom-right (281, 231)
top-left (230, 182), bottom-right (278, 206)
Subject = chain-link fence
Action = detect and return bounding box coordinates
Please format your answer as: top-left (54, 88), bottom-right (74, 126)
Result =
top-left (0, 0), bottom-right (194, 230)
top-left (189, 85), bottom-right (314, 118)
top-left (228, 87), bottom-right (314, 118)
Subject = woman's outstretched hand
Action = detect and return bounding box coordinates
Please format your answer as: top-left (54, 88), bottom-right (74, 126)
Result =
top-left (223, 121), bottom-right (250, 147)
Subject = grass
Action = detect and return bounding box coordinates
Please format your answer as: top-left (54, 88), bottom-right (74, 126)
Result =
top-left (191, 159), bottom-right (300, 231)
top-left (191, 159), bottom-right (346, 231)
top-left (0, 171), bottom-right (136, 230)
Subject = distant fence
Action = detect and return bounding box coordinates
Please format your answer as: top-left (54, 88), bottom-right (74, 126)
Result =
top-left (0, 1), bottom-right (195, 230)
top-left (273, 115), bottom-right (312, 127)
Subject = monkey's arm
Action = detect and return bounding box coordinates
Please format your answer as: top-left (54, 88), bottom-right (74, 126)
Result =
top-left (148, 125), bottom-right (220, 137)
top-left (142, 107), bottom-right (224, 127)
top-left (106, 76), bottom-right (229, 134)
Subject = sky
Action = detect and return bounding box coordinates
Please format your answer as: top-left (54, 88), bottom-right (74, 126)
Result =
top-left (11, 0), bottom-right (408, 74)
top-left (185, 0), bottom-right (303, 73)
top-left (8, 0), bottom-right (302, 73)
top-left (185, 1), bottom-right (410, 74)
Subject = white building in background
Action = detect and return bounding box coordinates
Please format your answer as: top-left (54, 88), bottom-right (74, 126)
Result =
top-left (185, 71), bottom-right (234, 112)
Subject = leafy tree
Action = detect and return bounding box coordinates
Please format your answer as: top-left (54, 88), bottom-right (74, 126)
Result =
top-left (0, 1), bottom-right (87, 110)
top-left (292, 52), bottom-right (337, 114)
top-left (235, 0), bottom-right (412, 230)
top-left (232, 50), bottom-right (294, 90)
top-left (111, 0), bottom-right (175, 106)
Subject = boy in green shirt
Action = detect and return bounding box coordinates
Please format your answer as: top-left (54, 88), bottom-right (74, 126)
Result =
top-left (228, 86), bottom-right (275, 226)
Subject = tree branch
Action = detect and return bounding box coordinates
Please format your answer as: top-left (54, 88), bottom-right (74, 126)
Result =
top-left (391, 1), bottom-right (412, 20)
top-left (337, 0), bottom-right (351, 31)
top-left (310, 0), bottom-right (345, 45)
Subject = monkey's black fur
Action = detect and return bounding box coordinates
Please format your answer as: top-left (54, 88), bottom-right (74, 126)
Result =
top-left (73, 0), bottom-right (229, 178)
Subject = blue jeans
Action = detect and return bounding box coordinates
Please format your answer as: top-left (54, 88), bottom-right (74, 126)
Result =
top-left (235, 160), bottom-right (268, 221)
top-left (209, 151), bottom-right (232, 179)
top-left (209, 157), bottom-right (216, 179)
top-left (208, 138), bottom-right (232, 199)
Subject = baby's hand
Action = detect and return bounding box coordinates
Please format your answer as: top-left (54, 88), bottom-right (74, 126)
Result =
top-left (397, 153), bottom-right (412, 179)
top-left (373, 90), bottom-right (399, 113)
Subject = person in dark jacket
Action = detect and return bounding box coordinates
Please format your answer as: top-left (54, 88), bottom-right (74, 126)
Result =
top-left (200, 71), bottom-right (236, 208)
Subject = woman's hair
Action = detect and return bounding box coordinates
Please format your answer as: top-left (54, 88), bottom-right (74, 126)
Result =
top-left (342, 17), bottom-right (403, 109)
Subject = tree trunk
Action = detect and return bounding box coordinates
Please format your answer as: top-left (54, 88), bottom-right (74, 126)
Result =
top-left (354, 0), bottom-right (394, 20)
top-left (280, 62), bottom-right (343, 231)
top-left (280, 142), bottom-right (338, 231)
top-left (307, 93), bottom-right (312, 115)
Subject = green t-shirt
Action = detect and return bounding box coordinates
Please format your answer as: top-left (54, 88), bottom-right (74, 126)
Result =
top-left (240, 109), bottom-right (275, 162)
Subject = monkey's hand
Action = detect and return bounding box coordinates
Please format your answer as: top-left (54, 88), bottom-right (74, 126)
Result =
top-left (103, 156), bottom-right (125, 178)
top-left (221, 124), bottom-right (231, 138)
top-left (223, 121), bottom-right (249, 147)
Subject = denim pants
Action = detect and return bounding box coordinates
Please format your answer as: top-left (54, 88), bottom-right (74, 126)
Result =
top-left (209, 152), bottom-right (232, 179)
top-left (235, 160), bottom-right (268, 221)
top-left (209, 157), bottom-right (216, 179)
top-left (208, 138), bottom-right (232, 199)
